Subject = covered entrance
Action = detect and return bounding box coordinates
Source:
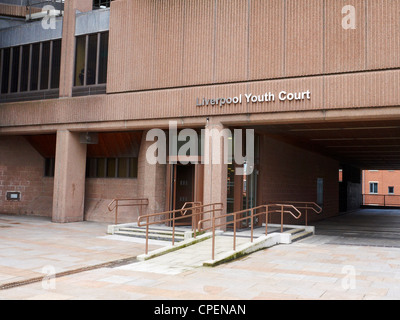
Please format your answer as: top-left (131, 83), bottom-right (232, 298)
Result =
top-left (310, 208), bottom-right (400, 247)
top-left (238, 118), bottom-right (400, 239)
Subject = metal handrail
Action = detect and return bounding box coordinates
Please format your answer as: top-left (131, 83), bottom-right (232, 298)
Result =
top-left (181, 201), bottom-right (202, 216)
top-left (267, 201), bottom-right (322, 226)
top-left (107, 198), bottom-right (149, 225)
top-left (137, 202), bottom-right (224, 254)
top-left (198, 204), bottom-right (302, 260)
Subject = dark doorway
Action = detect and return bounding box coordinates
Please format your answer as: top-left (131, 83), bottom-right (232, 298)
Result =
top-left (171, 164), bottom-right (195, 226)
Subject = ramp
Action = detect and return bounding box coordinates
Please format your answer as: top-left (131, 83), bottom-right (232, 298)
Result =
top-left (115, 225), bottom-right (314, 275)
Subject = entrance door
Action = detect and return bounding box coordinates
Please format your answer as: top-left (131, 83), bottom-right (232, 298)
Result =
top-left (227, 162), bottom-right (258, 229)
top-left (168, 164), bottom-right (195, 225)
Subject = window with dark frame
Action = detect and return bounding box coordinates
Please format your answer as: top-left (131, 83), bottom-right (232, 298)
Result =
top-left (44, 158), bottom-right (55, 177)
top-left (86, 158), bottom-right (138, 179)
top-left (388, 186), bottom-right (394, 194)
top-left (44, 157), bottom-right (137, 179)
top-left (74, 32), bottom-right (109, 88)
top-left (93, 0), bottom-right (113, 9)
top-left (0, 39), bottom-right (62, 101)
top-left (1, 48), bottom-right (10, 94)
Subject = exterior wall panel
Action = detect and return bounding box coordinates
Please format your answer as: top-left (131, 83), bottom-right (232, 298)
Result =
top-left (324, 0), bottom-right (366, 73)
top-left (285, 0), bottom-right (324, 76)
top-left (214, 0), bottom-right (249, 83)
top-left (106, 0), bottom-right (400, 94)
top-left (153, 0), bottom-right (185, 88)
top-left (367, 0), bottom-right (400, 70)
top-left (182, 0), bottom-right (215, 86)
top-left (249, 0), bottom-right (285, 80)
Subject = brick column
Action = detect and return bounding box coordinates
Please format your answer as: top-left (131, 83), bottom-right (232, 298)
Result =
top-left (59, 0), bottom-right (92, 97)
top-left (52, 130), bottom-right (87, 223)
top-left (203, 120), bottom-right (228, 226)
top-left (137, 131), bottom-right (166, 216)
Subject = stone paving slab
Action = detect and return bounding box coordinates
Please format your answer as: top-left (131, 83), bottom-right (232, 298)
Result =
top-left (0, 214), bottom-right (165, 289)
top-left (2, 212), bottom-right (400, 300)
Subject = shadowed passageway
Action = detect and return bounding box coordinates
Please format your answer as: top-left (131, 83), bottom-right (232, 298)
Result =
top-left (310, 208), bottom-right (400, 247)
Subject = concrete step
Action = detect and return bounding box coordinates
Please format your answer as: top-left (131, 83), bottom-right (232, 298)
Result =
top-left (111, 225), bottom-right (193, 242)
top-left (282, 227), bottom-right (314, 242)
top-left (114, 230), bottom-right (186, 242)
top-left (291, 230), bottom-right (314, 242)
top-left (118, 227), bottom-right (188, 237)
top-left (284, 228), bottom-right (306, 235)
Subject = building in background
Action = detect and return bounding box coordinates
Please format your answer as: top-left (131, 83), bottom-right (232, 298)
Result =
top-left (363, 170), bottom-right (400, 207)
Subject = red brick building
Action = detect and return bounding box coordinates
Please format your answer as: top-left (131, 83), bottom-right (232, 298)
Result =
top-left (363, 171), bottom-right (400, 207)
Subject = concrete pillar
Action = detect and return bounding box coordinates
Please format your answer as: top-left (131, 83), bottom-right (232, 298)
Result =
top-left (137, 131), bottom-right (166, 216)
top-left (52, 130), bottom-right (87, 223)
top-left (203, 120), bottom-right (228, 225)
top-left (59, 0), bottom-right (92, 97)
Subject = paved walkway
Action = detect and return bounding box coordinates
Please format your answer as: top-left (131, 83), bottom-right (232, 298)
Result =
top-left (1, 210), bottom-right (400, 300)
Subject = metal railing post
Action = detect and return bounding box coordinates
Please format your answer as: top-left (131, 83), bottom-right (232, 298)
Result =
top-left (233, 212), bottom-right (236, 251)
top-left (145, 215), bottom-right (149, 255)
top-left (172, 211), bottom-right (175, 246)
top-left (281, 205), bottom-right (284, 232)
top-left (115, 200), bottom-right (118, 225)
top-left (265, 205), bottom-right (268, 235)
top-left (212, 210), bottom-right (215, 260)
top-left (305, 203), bottom-right (308, 226)
top-left (250, 208), bottom-right (254, 243)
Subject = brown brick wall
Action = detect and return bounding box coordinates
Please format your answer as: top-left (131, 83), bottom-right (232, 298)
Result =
top-left (0, 136), bottom-right (53, 217)
top-left (0, 136), bottom-right (141, 223)
top-left (84, 178), bottom-right (139, 223)
top-left (259, 136), bottom-right (339, 225)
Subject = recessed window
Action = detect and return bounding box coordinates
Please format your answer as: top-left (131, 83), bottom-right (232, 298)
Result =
top-left (369, 182), bottom-right (378, 194)
top-left (0, 39), bottom-right (62, 102)
top-left (20, 45), bottom-right (30, 92)
top-left (86, 158), bottom-right (138, 179)
top-left (50, 39), bottom-right (62, 89)
top-left (87, 34), bottom-right (98, 85)
top-left (75, 35), bottom-right (86, 86)
top-left (10, 46), bottom-right (20, 93)
top-left (40, 41), bottom-right (51, 90)
top-left (30, 43), bottom-right (40, 91)
top-left (1, 48), bottom-right (10, 94)
top-left (98, 32), bottom-right (108, 84)
top-left (44, 158), bottom-right (55, 177)
top-left (388, 186), bottom-right (394, 194)
top-left (74, 32), bottom-right (109, 88)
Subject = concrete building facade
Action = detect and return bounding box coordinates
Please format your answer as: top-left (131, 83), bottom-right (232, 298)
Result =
top-left (1, 0), bottom-right (400, 227)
